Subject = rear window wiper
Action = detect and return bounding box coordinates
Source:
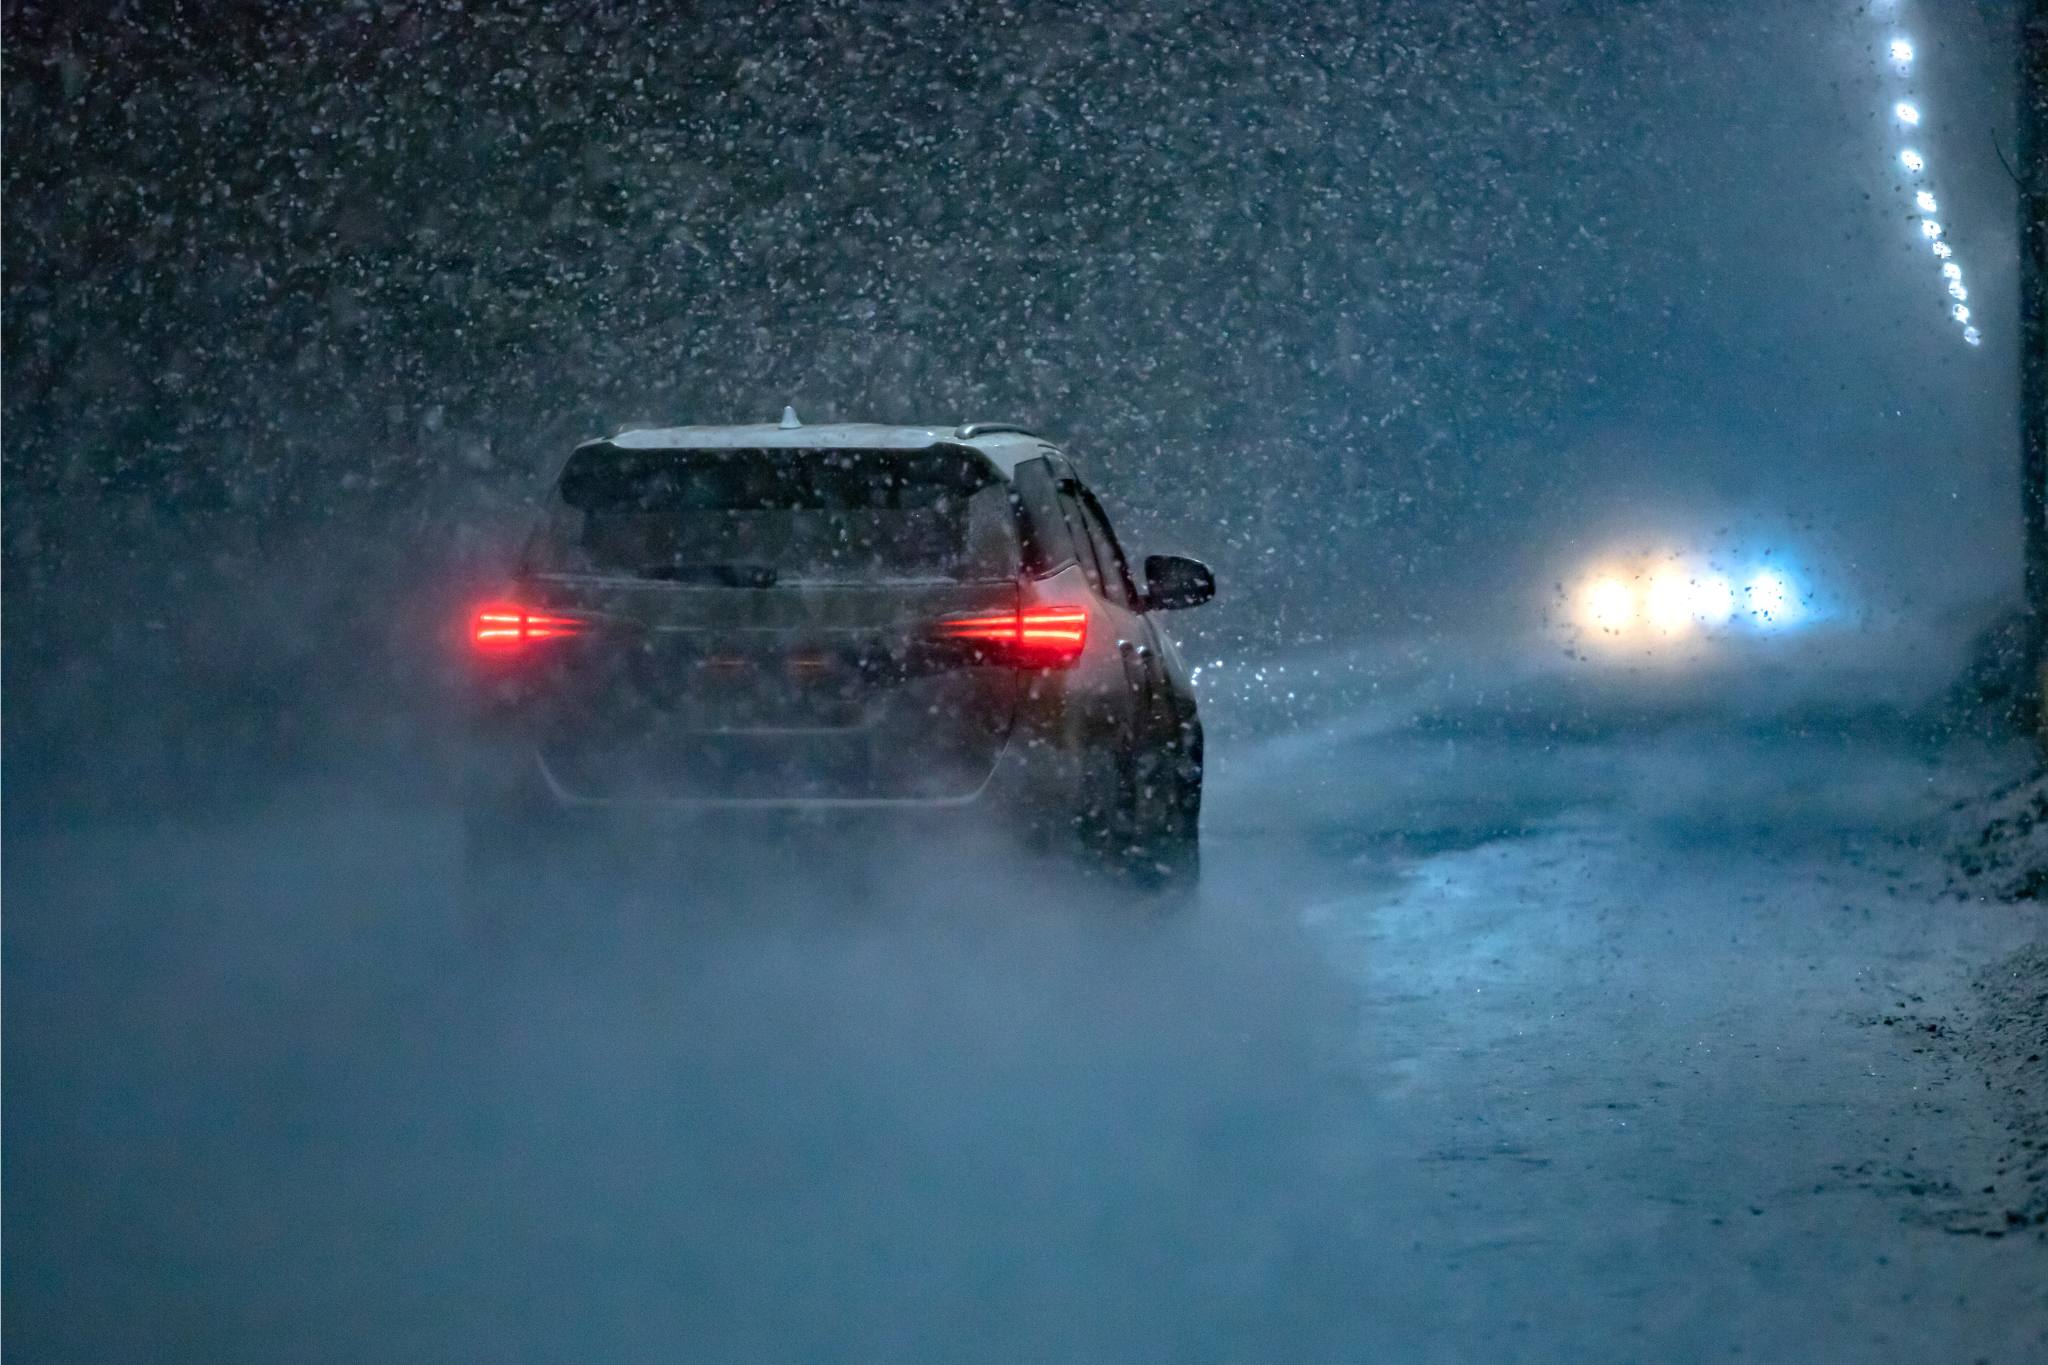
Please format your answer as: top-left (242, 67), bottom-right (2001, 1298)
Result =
top-left (636, 563), bottom-right (779, 588)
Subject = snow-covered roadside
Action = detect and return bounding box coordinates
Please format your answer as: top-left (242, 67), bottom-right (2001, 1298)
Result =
top-left (1932, 767), bottom-right (2048, 1233)
top-left (1959, 942), bottom-right (2048, 1233)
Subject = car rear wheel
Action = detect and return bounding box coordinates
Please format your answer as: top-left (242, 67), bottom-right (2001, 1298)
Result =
top-left (1132, 734), bottom-right (1201, 897)
top-left (1074, 738), bottom-right (1200, 901)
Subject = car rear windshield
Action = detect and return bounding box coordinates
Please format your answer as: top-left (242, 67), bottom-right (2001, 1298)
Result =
top-left (526, 445), bottom-right (1021, 583)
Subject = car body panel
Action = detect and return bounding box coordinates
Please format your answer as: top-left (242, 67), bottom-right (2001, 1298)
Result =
top-left (464, 424), bottom-right (1206, 854)
top-left (479, 576), bottom-right (1026, 803)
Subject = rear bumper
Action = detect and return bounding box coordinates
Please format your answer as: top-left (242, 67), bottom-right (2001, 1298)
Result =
top-left (464, 716), bottom-right (1079, 823)
top-left (460, 657), bottom-right (1113, 830)
top-left (529, 747), bottom-right (1004, 812)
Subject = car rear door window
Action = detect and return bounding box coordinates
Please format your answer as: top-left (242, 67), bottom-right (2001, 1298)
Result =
top-left (1010, 457), bottom-right (1076, 578)
top-left (1074, 485), bottom-right (1141, 610)
top-left (1053, 480), bottom-right (1110, 601)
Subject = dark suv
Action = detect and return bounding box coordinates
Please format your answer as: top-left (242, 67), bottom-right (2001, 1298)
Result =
top-left (462, 416), bottom-right (1214, 883)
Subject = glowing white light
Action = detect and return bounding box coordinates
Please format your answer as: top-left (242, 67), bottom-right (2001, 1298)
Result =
top-left (1691, 577), bottom-right (1734, 626)
top-left (1747, 571), bottom-right (1796, 625)
top-left (1586, 579), bottom-right (1632, 632)
top-left (1872, 19), bottom-right (1971, 350)
top-left (1645, 576), bottom-right (1692, 633)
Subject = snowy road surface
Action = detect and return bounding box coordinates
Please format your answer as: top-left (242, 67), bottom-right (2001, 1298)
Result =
top-left (7, 705), bottom-right (2047, 1362)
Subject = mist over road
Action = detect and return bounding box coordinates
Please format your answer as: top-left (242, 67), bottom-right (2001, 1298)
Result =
top-left (4, 0), bottom-right (2037, 1357)
top-left (9, 652), bottom-right (2045, 1363)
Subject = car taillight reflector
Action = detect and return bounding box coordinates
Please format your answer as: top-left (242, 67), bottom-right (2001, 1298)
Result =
top-left (472, 603), bottom-right (585, 650)
top-left (938, 605), bottom-right (1088, 668)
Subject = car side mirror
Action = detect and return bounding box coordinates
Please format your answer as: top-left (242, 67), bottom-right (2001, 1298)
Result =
top-left (1143, 554), bottom-right (1215, 611)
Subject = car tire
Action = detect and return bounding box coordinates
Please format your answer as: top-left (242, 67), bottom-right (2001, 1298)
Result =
top-left (1131, 729), bottom-right (1201, 900)
top-left (1074, 737), bottom-right (1200, 903)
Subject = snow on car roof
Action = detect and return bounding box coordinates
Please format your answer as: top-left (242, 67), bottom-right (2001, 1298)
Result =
top-left (591, 423), bottom-right (1056, 478)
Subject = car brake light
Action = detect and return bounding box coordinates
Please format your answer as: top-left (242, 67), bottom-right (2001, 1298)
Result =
top-left (471, 602), bottom-right (585, 650)
top-left (938, 605), bottom-right (1088, 669)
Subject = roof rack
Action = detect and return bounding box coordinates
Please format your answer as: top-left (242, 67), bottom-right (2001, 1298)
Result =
top-left (953, 422), bottom-right (1040, 440)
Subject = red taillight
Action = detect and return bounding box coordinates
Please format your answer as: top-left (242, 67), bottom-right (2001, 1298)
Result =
top-left (471, 602), bottom-right (586, 650)
top-left (940, 613), bottom-right (1022, 646)
top-left (937, 605), bottom-right (1088, 669)
top-left (1018, 606), bottom-right (1088, 656)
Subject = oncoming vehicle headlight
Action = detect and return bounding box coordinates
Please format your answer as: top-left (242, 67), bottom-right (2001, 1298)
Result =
top-left (1745, 570), bottom-right (1797, 624)
top-left (1586, 578), bottom-right (1633, 632)
top-left (1576, 570), bottom-right (1745, 638)
top-left (1559, 542), bottom-right (1819, 651)
top-left (1690, 576), bottom-right (1734, 625)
